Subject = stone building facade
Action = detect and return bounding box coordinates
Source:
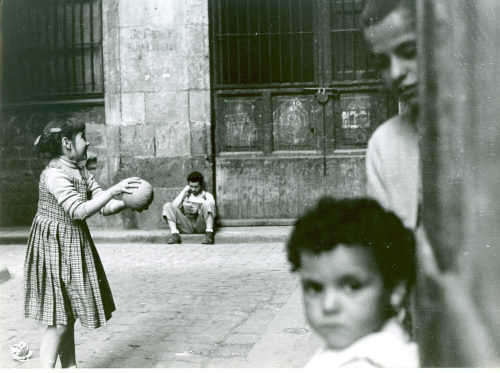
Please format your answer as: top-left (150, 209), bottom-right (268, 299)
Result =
top-left (0, 0), bottom-right (394, 229)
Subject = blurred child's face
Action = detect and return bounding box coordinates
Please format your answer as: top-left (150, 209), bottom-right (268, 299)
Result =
top-left (364, 8), bottom-right (418, 109)
top-left (299, 244), bottom-right (391, 350)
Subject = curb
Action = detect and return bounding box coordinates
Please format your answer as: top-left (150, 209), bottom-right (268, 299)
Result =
top-left (0, 226), bottom-right (293, 245)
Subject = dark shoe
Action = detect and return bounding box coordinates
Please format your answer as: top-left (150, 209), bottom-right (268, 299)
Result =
top-left (168, 233), bottom-right (182, 244)
top-left (201, 231), bottom-right (214, 244)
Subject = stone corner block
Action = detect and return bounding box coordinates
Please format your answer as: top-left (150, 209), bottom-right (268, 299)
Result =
top-left (119, 125), bottom-right (155, 157)
top-left (154, 123), bottom-right (191, 157)
top-left (145, 91), bottom-right (189, 125)
top-left (189, 90), bottom-right (210, 123)
top-left (105, 94), bottom-right (122, 126)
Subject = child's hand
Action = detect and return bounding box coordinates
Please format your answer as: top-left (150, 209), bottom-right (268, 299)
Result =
top-left (110, 177), bottom-right (141, 197)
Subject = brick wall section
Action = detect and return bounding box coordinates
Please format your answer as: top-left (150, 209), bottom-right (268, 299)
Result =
top-left (0, 105), bottom-right (106, 226)
top-left (0, 0), bottom-right (212, 229)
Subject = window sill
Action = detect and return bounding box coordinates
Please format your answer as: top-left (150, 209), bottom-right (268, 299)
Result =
top-left (1, 98), bottom-right (104, 108)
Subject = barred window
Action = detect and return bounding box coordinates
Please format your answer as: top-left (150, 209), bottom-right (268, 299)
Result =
top-left (2, 0), bottom-right (103, 102)
top-left (329, 0), bottom-right (378, 82)
top-left (212, 0), bottom-right (378, 88)
top-left (213, 0), bottom-right (315, 86)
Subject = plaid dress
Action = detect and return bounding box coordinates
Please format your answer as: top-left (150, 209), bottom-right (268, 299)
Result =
top-left (24, 159), bottom-right (115, 329)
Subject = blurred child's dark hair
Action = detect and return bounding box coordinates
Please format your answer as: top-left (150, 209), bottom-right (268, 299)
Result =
top-left (187, 171), bottom-right (204, 185)
top-left (287, 197), bottom-right (416, 291)
top-left (34, 118), bottom-right (85, 157)
top-left (360, 0), bottom-right (416, 29)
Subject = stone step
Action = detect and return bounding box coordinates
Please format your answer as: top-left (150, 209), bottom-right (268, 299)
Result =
top-left (0, 226), bottom-right (293, 245)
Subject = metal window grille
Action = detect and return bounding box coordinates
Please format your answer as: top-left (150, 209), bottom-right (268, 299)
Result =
top-left (212, 0), bottom-right (377, 88)
top-left (329, 0), bottom-right (377, 82)
top-left (213, 0), bottom-right (315, 86)
top-left (2, 0), bottom-right (103, 102)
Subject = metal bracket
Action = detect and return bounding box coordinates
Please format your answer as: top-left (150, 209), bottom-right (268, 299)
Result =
top-left (315, 88), bottom-right (329, 104)
top-left (304, 87), bottom-right (340, 104)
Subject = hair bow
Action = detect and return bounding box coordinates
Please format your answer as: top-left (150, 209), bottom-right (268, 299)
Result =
top-left (34, 127), bottom-right (62, 146)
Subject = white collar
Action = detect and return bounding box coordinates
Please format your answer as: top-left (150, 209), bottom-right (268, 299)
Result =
top-left (53, 156), bottom-right (80, 170)
top-left (306, 318), bottom-right (419, 368)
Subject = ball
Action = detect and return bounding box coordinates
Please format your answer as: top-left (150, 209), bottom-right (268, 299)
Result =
top-left (122, 179), bottom-right (154, 210)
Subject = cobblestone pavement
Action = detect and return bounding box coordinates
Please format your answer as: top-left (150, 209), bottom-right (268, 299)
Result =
top-left (0, 242), bottom-right (299, 368)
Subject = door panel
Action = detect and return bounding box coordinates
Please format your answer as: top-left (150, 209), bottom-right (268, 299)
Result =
top-left (216, 157), bottom-right (325, 219)
top-left (330, 89), bottom-right (396, 151)
top-left (325, 155), bottom-right (367, 198)
top-left (272, 95), bottom-right (323, 152)
top-left (217, 95), bottom-right (263, 153)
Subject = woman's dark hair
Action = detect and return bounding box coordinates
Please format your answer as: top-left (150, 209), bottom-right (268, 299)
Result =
top-left (187, 171), bottom-right (204, 185)
top-left (34, 118), bottom-right (85, 157)
top-left (360, 0), bottom-right (416, 29)
top-left (287, 197), bottom-right (416, 291)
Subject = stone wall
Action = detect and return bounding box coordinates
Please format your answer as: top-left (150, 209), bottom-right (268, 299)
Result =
top-left (99, 0), bottom-right (212, 229)
top-left (0, 104), bottom-right (107, 226)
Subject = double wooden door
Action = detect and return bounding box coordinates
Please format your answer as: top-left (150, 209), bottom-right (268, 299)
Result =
top-left (210, 0), bottom-right (396, 223)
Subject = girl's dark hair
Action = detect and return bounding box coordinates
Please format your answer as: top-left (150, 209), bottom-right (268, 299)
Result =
top-left (287, 197), bottom-right (416, 291)
top-left (35, 118), bottom-right (85, 157)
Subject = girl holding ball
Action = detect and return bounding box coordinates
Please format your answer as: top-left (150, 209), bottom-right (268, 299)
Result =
top-left (24, 118), bottom-right (141, 368)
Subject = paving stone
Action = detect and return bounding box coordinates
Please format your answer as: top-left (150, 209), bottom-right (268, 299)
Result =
top-left (155, 359), bottom-right (203, 368)
top-left (203, 356), bottom-right (248, 368)
top-left (223, 333), bottom-right (261, 345)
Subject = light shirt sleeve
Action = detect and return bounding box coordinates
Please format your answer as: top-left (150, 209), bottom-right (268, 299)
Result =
top-left (46, 168), bottom-right (89, 220)
top-left (84, 169), bottom-right (104, 198)
top-left (366, 135), bottom-right (391, 211)
top-left (204, 191), bottom-right (215, 205)
top-left (46, 168), bottom-right (117, 219)
top-left (81, 168), bottom-right (120, 215)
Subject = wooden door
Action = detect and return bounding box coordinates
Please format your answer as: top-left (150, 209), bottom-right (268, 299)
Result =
top-left (210, 0), bottom-right (396, 224)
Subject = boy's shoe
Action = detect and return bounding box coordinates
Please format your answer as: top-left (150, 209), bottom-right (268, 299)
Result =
top-left (201, 231), bottom-right (214, 244)
top-left (168, 233), bottom-right (182, 244)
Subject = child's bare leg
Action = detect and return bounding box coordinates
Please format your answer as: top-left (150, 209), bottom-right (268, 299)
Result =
top-left (200, 201), bottom-right (215, 232)
top-left (205, 213), bottom-right (214, 231)
top-left (59, 321), bottom-right (77, 368)
top-left (167, 220), bottom-right (178, 233)
top-left (40, 325), bottom-right (69, 368)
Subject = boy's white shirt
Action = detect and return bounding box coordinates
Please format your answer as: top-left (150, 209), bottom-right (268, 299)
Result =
top-left (305, 318), bottom-right (419, 368)
top-left (185, 190), bottom-right (214, 205)
top-left (182, 190), bottom-right (215, 216)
